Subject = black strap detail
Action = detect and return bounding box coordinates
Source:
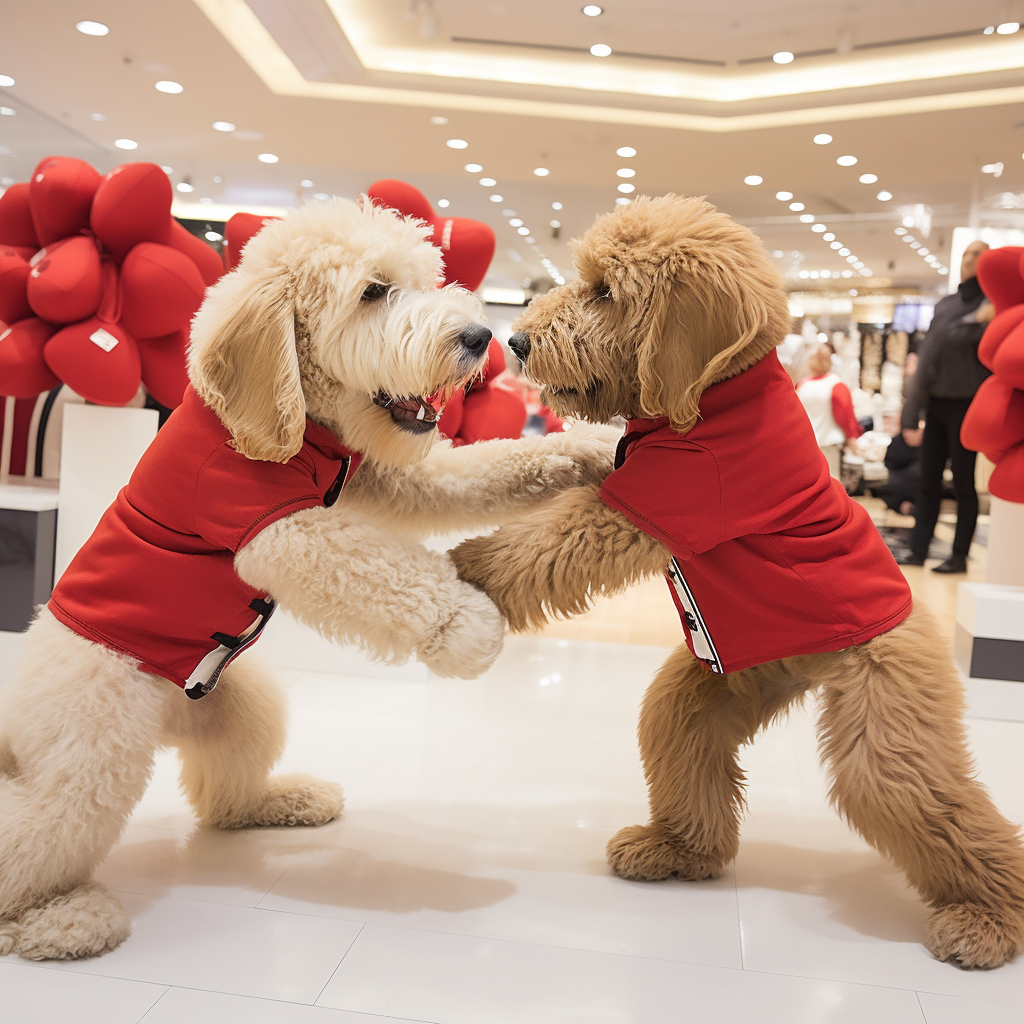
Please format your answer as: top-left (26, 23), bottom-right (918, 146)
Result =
top-left (249, 597), bottom-right (274, 616)
top-left (323, 457), bottom-right (350, 507)
top-left (34, 385), bottom-right (64, 477)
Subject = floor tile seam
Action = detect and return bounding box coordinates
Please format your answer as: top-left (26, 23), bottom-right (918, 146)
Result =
top-left (135, 984), bottom-right (175, 1022)
top-left (313, 920), bottom-right (366, 1009)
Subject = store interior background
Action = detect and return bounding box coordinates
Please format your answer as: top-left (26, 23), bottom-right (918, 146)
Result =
top-left (3, 2), bottom-right (1024, 1022)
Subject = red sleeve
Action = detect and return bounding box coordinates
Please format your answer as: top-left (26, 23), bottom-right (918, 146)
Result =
top-left (830, 382), bottom-right (862, 439)
top-left (195, 443), bottom-right (324, 552)
top-left (598, 441), bottom-right (720, 559)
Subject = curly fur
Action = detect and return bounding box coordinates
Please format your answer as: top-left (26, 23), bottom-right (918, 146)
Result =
top-left (453, 193), bottom-right (1024, 969)
top-left (0, 198), bottom-right (618, 961)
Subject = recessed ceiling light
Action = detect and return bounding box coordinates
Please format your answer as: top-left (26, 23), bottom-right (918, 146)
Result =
top-left (479, 177), bottom-right (497, 186)
top-left (858, 173), bottom-right (878, 184)
top-left (503, 209), bottom-right (517, 216)
top-left (534, 167), bottom-right (550, 176)
top-left (617, 183), bottom-right (635, 193)
top-left (823, 232), bottom-right (835, 241)
top-left (590, 44), bottom-right (612, 56)
top-left (552, 202), bottom-right (563, 210)
top-left (772, 249), bottom-right (784, 257)
top-left (509, 218), bottom-right (524, 227)
top-left (617, 168), bottom-right (636, 178)
top-left (582, 5), bottom-right (603, 15)
top-left (842, 270), bottom-right (853, 278)
top-left (176, 182), bottom-right (194, 193)
top-left (830, 241), bottom-right (842, 249)
top-left (799, 270), bottom-right (810, 279)
top-left (616, 146), bottom-right (636, 158)
top-left (744, 175), bottom-right (763, 185)
top-left (437, 199), bottom-right (450, 208)
top-left (155, 80), bottom-right (183, 94)
top-left (847, 255), bottom-right (857, 263)
top-left (205, 230), bottom-right (223, 241)
top-left (799, 213), bottom-right (815, 223)
top-left (0, 107), bottom-right (13, 116)
top-left (525, 236), bottom-right (535, 243)
top-left (212, 121), bottom-right (236, 132)
top-left (789, 201), bottom-right (804, 211)
top-left (75, 20), bottom-right (109, 36)
top-left (810, 271), bottom-right (820, 279)
top-left (0, 75), bottom-right (14, 87)
top-left (446, 138), bottom-right (469, 149)
top-left (773, 51), bottom-right (794, 64)
top-left (895, 227), bottom-right (907, 235)
top-left (910, 241), bottom-right (921, 249)
top-left (984, 25), bottom-right (996, 34)
top-left (212, 175), bottom-right (222, 183)
top-left (490, 194), bottom-right (503, 202)
top-left (258, 153), bottom-right (278, 163)
top-left (811, 223), bottom-right (827, 232)
top-left (997, 22), bottom-right (1020, 34)
top-left (839, 248), bottom-right (851, 256)
top-left (114, 138), bottom-right (138, 150)
top-left (199, 197), bottom-right (213, 204)
top-left (464, 163), bottom-right (483, 172)
top-left (776, 191), bottom-right (793, 201)
top-left (836, 155), bottom-right (858, 166)
top-left (517, 227), bottom-right (530, 235)
top-left (300, 179), bottom-right (313, 187)
top-left (430, 116), bottom-right (449, 125)
top-left (160, 165), bottom-right (172, 174)
top-left (90, 112), bottom-right (106, 121)
top-left (813, 134), bottom-right (832, 145)
top-left (903, 235), bottom-right (915, 243)
top-left (876, 190), bottom-right (893, 201)
top-left (550, 220), bottom-right (561, 228)
top-left (919, 248), bottom-right (930, 256)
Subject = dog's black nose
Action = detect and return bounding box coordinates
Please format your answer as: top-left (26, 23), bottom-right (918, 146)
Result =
top-left (508, 331), bottom-right (531, 362)
top-left (458, 323), bottom-right (492, 357)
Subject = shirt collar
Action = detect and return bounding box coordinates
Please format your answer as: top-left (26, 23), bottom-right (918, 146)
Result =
top-left (303, 417), bottom-right (358, 460)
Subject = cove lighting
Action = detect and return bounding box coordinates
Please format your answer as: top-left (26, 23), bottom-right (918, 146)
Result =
top-left (744, 175), bottom-right (763, 185)
top-left (590, 44), bottom-right (612, 57)
top-left (773, 51), bottom-right (794, 64)
top-left (76, 21), bottom-right (109, 36)
top-left (446, 138), bottom-right (468, 149)
top-left (813, 134), bottom-right (832, 145)
top-left (114, 139), bottom-right (138, 150)
top-left (155, 81), bottom-right (183, 94)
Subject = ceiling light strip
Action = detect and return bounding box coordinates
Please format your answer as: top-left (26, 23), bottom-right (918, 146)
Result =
top-left (450, 36), bottom-right (727, 68)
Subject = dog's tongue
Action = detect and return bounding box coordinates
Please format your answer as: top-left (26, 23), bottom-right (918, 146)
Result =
top-left (389, 391), bottom-right (444, 424)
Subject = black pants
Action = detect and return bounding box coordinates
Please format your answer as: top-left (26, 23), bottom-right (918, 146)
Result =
top-left (909, 397), bottom-right (978, 558)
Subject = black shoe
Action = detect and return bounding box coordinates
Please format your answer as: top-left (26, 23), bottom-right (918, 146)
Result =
top-left (894, 550), bottom-right (926, 566)
top-left (932, 555), bottom-right (968, 574)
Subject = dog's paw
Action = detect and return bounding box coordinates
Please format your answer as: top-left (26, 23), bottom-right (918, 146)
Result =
top-left (926, 902), bottom-right (1024, 969)
top-left (420, 582), bottom-right (505, 679)
top-left (215, 774), bottom-right (345, 829)
top-left (12, 883), bottom-right (130, 960)
top-left (543, 421), bottom-right (621, 486)
top-left (606, 824), bottom-right (727, 882)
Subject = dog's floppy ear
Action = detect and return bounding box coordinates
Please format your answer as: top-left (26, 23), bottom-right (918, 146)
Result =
top-left (636, 264), bottom-right (774, 433)
top-left (188, 268), bottom-right (305, 463)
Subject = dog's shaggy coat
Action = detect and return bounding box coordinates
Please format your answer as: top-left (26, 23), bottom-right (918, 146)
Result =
top-left (453, 194), bottom-right (1024, 969)
top-left (0, 198), bottom-right (615, 960)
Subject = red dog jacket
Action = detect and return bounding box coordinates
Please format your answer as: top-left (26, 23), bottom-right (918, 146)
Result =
top-left (49, 385), bottom-right (361, 697)
top-left (599, 351), bottom-right (912, 673)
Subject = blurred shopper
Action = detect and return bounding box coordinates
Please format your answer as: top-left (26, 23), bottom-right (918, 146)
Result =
top-left (897, 241), bottom-right (994, 573)
top-left (796, 343), bottom-right (863, 479)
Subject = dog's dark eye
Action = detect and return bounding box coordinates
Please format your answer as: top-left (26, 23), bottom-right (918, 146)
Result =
top-left (361, 282), bottom-right (389, 301)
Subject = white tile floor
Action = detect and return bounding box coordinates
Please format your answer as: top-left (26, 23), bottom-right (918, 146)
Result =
top-left (2, 631), bottom-right (1024, 1023)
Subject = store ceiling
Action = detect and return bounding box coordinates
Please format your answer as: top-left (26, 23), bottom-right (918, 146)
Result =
top-left (2, 0), bottom-right (1023, 299)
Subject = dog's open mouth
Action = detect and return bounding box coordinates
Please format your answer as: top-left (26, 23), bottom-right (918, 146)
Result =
top-left (372, 389), bottom-right (447, 434)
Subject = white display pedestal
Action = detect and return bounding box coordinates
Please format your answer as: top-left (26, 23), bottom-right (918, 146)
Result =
top-left (55, 404), bottom-right (159, 580)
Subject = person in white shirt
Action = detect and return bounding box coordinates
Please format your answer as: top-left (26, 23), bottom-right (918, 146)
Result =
top-left (796, 344), bottom-right (863, 478)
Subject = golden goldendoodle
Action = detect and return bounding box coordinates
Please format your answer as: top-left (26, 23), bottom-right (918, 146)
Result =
top-left (0, 198), bottom-right (614, 960)
top-left (453, 193), bottom-right (1024, 968)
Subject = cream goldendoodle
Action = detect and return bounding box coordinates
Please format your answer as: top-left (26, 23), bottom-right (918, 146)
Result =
top-left (453, 194), bottom-right (1024, 968)
top-left (0, 198), bottom-right (613, 960)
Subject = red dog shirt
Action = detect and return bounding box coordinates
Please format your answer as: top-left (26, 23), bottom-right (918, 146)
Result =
top-left (49, 385), bottom-right (362, 697)
top-left (599, 351), bottom-right (912, 673)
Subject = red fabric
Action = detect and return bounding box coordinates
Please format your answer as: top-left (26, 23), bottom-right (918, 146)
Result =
top-left (138, 328), bottom-right (190, 408)
top-left (0, 183), bottom-right (39, 249)
top-left (599, 351), bottom-right (912, 673)
top-left (26, 235), bottom-right (103, 324)
top-left (0, 317), bottom-right (60, 396)
top-left (43, 317), bottom-right (141, 405)
top-left (166, 220), bottom-right (223, 287)
top-left (992, 320), bottom-right (1024, 390)
top-left (223, 213), bottom-right (281, 272)
top-left (990, 441), bottom-right (1024, 503)
top-left (458, 381), bottom-right (528, 443)
top-left (978, 305), bottom-right (1024, 370)
top-left (829, 381), bottom-right (862, 439)
top-left (977, 247), bottom-right (1024, 314)
top-left (0, 395), bottom-right (39, 475)
top-left (0, 247), bottom-right (32, 323)
top-left (961, 376), bottom-right (1024, 455)
top-left (49, 385), bottom-right (363, 690)
top-left (28, 156), bottom-right (101, 246)
top-left (120, 242), bottom-right (206, 339)
top-left (90, 163), bottom-right (172, 260)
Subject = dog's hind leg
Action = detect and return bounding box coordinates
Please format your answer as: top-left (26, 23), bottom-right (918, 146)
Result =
top-left (0, 611), bottom-right (165, 959)
top-left (816, 604), bottom-right (1024, 968)
top-left (163, 655), bottom-right (344, 829)
top-left (607, 648), bottom-right (811, 881)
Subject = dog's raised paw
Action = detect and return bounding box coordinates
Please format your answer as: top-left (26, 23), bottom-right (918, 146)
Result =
top-left (926, 902), bottom-right (1024, 969)
top-left (606, 823), bottom-right (726, 882)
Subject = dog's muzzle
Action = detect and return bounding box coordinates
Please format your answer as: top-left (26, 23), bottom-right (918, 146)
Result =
top-left (508, 331), bottom-right (531, 363)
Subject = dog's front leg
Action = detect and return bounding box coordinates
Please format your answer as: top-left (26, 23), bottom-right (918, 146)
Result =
top-left (342, 423), bottom-right (621, 537)
top-left (451, 486), bottom-right (670, 631)
top-left (234, 506), bottom-right (504, 678)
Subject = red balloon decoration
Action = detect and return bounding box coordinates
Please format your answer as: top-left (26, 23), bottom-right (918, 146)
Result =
top-left (963, 247), bottom-right (1024, 503)
top-left (0, 159), bottom-right (225, 411)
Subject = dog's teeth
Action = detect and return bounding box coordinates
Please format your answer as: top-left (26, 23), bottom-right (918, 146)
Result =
top-left (416, 405), bottom-right (426, 421)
